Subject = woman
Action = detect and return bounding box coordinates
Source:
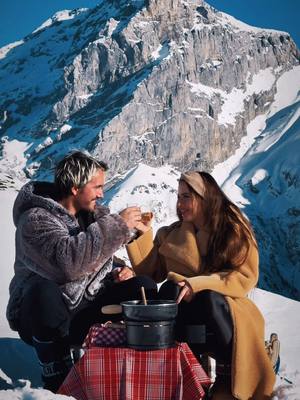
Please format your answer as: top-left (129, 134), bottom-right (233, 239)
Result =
top-left (127, 171), bottom-right (275, 400)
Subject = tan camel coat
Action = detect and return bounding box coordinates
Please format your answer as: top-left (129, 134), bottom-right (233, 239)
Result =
top-left (126, 222), bottom-right (275, 400)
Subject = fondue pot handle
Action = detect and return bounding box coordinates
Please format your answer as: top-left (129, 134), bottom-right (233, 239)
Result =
top-left (101, 304), bottom-right (122, 314)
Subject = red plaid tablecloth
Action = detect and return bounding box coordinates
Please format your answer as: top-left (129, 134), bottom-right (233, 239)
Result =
top-left (58, 326), bottom-right (211, 400)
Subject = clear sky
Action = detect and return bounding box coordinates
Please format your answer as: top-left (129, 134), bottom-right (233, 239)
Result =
top-left (207, 0), bottom-right (300, 48)
top-left (0, 0), bottom-right (299, 48)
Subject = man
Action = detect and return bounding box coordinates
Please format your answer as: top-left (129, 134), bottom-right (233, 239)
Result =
top-left (6, 151), bottom-right (156, 392)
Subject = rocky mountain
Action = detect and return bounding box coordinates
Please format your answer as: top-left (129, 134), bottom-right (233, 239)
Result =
top-left (0, 0), bottom-right (299, 182)
top-left (0, 0), bottom-right (299, 301)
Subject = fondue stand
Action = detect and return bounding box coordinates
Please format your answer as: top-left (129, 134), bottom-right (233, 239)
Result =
top-left (58, 290), bottom-right (211, 399)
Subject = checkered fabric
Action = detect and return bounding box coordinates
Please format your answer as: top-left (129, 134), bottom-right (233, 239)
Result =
top-left (82, 323), bottom-right (126, 348)
top-left (58, 342), bottom-right (211, 399)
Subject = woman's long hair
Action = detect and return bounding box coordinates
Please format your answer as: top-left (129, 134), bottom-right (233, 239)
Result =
top-left (181, 172), bottom-right (257, 273)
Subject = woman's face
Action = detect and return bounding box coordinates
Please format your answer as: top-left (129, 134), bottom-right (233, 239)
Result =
top-left (177, 181), bottom-right (203, 225)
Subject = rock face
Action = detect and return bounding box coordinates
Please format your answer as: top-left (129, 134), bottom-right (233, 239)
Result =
top-left (0, 0), bottom-right (299, 181)
top-left (0, 0), bottom-right (299, 301)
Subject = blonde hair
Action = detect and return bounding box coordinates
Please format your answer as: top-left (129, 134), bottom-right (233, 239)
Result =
top-left (54, 151), bottom-right (108, 198)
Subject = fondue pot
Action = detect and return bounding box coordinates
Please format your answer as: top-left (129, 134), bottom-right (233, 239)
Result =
top-left (121, 300), bottom-right (178, 350)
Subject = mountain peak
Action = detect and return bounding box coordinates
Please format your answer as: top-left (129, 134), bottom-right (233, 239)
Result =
top-left (0, 1), bottom-right (298, 183)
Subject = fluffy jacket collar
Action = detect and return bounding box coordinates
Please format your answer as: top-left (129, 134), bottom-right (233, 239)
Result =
top-left (13, 181), bottom-right (110, 227)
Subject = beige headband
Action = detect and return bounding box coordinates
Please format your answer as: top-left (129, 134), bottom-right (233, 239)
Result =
top-left (180, 171), bottom-right (206, 198)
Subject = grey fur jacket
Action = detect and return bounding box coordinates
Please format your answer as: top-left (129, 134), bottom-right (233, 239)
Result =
top-left (6, 181), bottom-right (131, 331)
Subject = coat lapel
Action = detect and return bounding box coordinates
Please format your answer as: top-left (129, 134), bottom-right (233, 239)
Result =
top-left (159, 222), bottom-right (201, 275)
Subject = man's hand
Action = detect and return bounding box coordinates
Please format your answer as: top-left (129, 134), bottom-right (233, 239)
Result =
top-left (113, 266), bottom-right (135, 282)
top-left (136, 209), bottom-right (153, 232)
top-left (176, 281), bottom-right (194, 304)
top-left (119, 206), bottom-right (141, 230)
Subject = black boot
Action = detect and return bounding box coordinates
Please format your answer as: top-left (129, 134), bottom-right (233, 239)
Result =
top-left (32, 336), bottom-right (74, 393)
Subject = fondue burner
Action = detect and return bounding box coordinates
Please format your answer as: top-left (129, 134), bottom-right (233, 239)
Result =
top-left (121, 300), bottom-right (178, 350)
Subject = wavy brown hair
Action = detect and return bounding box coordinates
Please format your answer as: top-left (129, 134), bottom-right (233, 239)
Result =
top-left (179, 171), bottom-right (257, 273)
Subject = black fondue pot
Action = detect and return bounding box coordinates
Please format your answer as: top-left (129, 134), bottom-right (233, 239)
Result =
top-left (121, 300), bottom-right (178, 350)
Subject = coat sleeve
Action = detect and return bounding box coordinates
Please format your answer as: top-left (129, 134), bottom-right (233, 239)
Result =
top-left (19, 208), bottom-right (131, 282)
top-left (168, 242), bottom-right (259, 298)
top-left (126, 228), bottom-right (168, 282)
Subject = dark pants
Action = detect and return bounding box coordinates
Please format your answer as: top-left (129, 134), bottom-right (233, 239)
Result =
top-left (158, 280), bottom-right (233, 363)
top-left (18, 275), bottom-right (157, 347)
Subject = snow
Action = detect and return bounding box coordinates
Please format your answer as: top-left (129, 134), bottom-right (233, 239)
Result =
top-left (212, 59), bottom-right (222, 67)
top-left (105, 18), bottom-right (120, 37)
top-left (0, 139), bottom-right (30, 188)
top-left (57, 124), bottom-right (73, 140)
top-left (106, 163), bottom-right (180, 231)
top-left (0, 386), bottom-right (72, 400)
top-left (35, 137), bottom-right (54, 153)
top-left (0, 190), bottom-right (17, 338)
top-left (212, 114), bottom-right (267, 190)
top-left (151, 44), bottom-right (163, 60)
top-left (212, 65), bottom-right (300, 194)
top-left (216, 11), bottom-right (288, 36)
top-left (262, 105), bottom-right (300, 152)
top-left (188, 68), bottom-right (276, 126)
top-left (187, 79), bottom-right (223, 98)
top-left (270, 66), bottom-right (300, 117)
top-left (0, 40), bottom-right (24, 60)
top-left (251, 169), bottom-right (269, 186)
top-left (151, 42), bottom-right (170, 62)
top-left (76, 94), bottom-right (93, 100)
top-left (32, 9), bottom-right (86, 34)
top-left (252, 290), bottom-right (300, 398)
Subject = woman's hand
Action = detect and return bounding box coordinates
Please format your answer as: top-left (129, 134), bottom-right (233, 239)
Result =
top-left (113, 266), bottom-right (135, 282)
top-left (176, 281), bottom-right (194, 303)
top-left (135, 221), bottom-right (152, 234)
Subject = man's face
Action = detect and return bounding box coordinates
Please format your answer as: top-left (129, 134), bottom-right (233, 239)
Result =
top-left (72, 169), bottom-right (105, 212)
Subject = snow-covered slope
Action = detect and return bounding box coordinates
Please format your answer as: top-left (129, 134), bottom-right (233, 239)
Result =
top-left (212, 66), bottom-right (300, 300)
top-left (105, 163), bottom-right (180, 226)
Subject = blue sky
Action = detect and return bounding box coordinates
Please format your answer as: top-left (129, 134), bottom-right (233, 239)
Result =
top-left (0, 0), bottom-right (299, 48)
